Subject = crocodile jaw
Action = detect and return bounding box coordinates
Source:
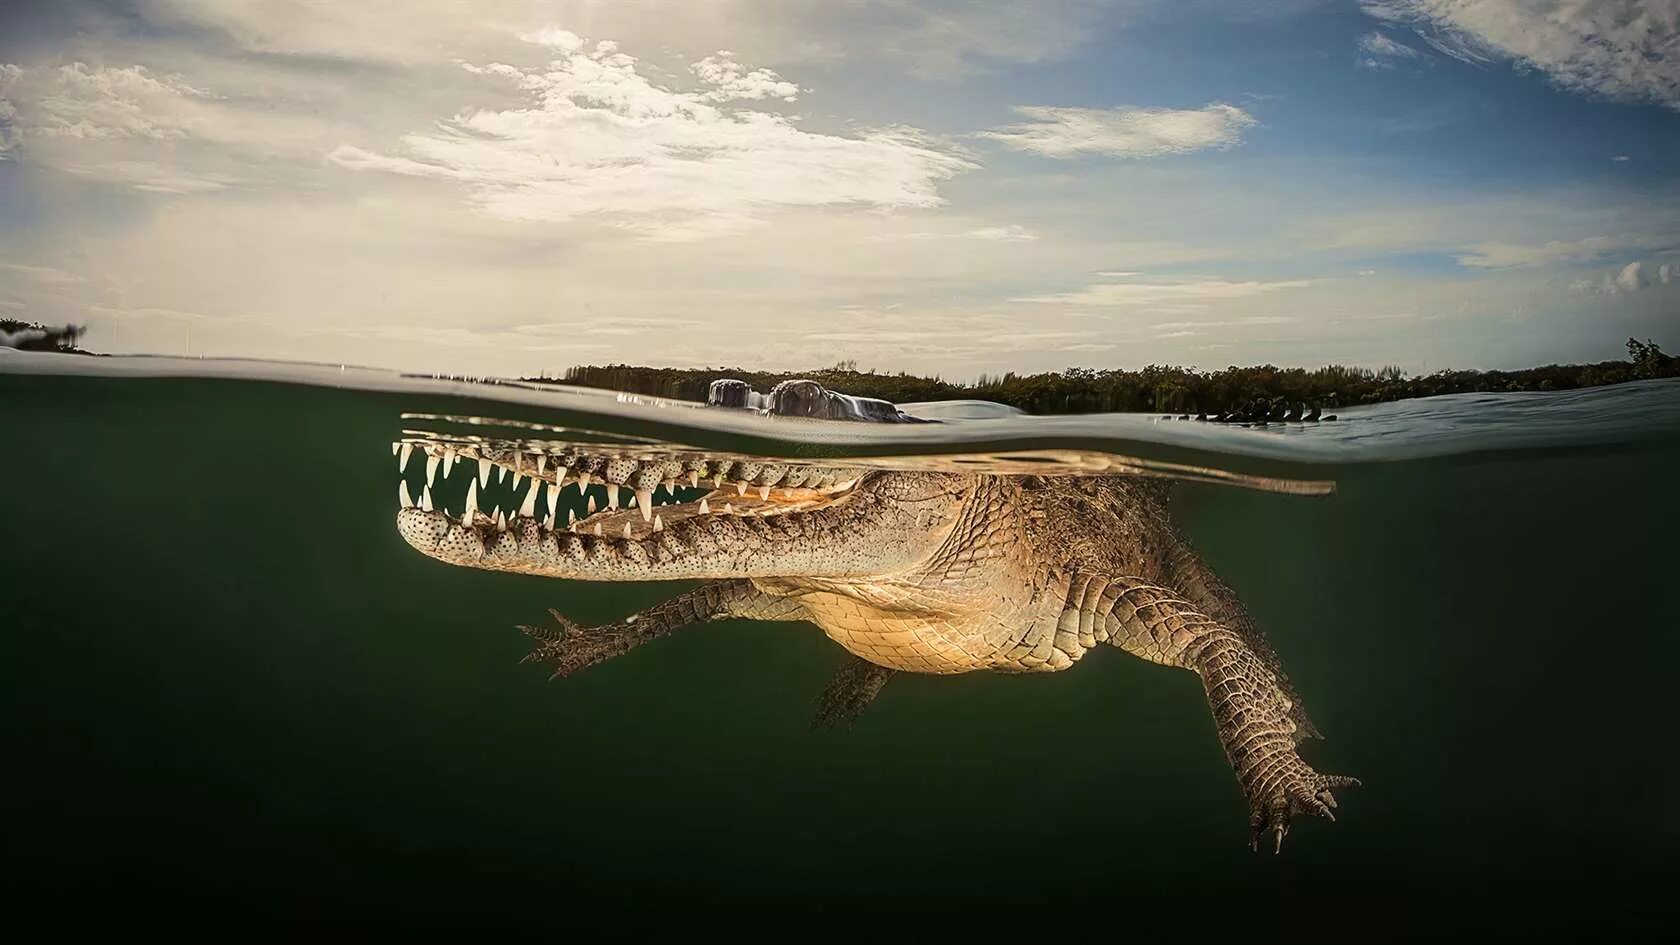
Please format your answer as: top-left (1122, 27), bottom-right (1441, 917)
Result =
top-left (396, 472), bottom-right (967, 582)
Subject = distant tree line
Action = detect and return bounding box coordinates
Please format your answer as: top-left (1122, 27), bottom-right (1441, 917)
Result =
top-left (538, 339), bottom-right (1680, 416)
top-left (0, 319), bottom-right (89, 354)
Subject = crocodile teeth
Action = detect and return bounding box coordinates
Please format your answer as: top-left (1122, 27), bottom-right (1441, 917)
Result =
top-left (399, 442), bottom-right (413, 470)
top-left (714, 475), bottom-right (725, 489)
top-left (592, 523), bottom-right (603, 537)
top-left (758, 484), bottom-right (771, 501)
top-left (420, 485), bottom-right (433, 512)
top-left (545, 485), bottom-right (559, 519)
top-left (465, 478), bottom-right (480, 519)
top-left (587, 495), bottom-right (597, 514)
top-left (496, 510), bottom-right (507, 531)
top-left (477, 458), bottom-right (491, 488)
top-left (607, 485), bottom-right (620, 510)
top-left (635, 488), bottom-right (653, 522)
top-left (653, 514), bottom-right (664, 532)
top-left (622, 523), bottom-right (633, 539)
top-left (723, 502), bottom-right (735, 514)
top-left (736, 481), bottom-right (748, 496)
top-left (391, 442), bottom-right (400, 457)
top-left (535, 454), bottom-right (546, 477)
top-left (425, 454), bottom-right (439, 484)
top-left (689, 471), bottom-right (700, 488)
top-left (554, 467), bottom-right (569, 490)
top-left (399, 482), bottom-right (414, 508)
top-left (699, 498), bottom-right (710, 514)
top-left (519, 484), bottom-right (537, 518)
top-left (566, 508), bottom-right (575, 527)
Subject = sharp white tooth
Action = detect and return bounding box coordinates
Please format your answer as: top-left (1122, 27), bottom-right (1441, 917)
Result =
top-left (608, 485), bottom-right (620, 510)
top-left (622, 522), bottom-right (633, 539)
top-left (535, 454), bottom-right (546, 477)
top-left (689, 471), bottom-right (700, 488)
top-left (554, 467), bottom-right (569, 490)
top-left (699, 498), bottom-right (711, 514)
top-left (587, 494), bottom-right (598, 514)
top-left (421, 485), bottom-right (433, 512)
top-left (442, 449), bottom-right (456, 477)
top-left (566, 508), bottom-right (575, 526)
top-left (758, 484), bottom-right (771, 501)
top-left (578, 471), bottom-right (592, 490)
top-left (653, 514), bottom-right (664, 532)
top-left (496, 510), bottom-right (507, 531)
top-left (545, 486), bottom-right (559, 519)
top-left (736, 481), bottom-right (748, 496)
top-left (723, 502), bottom-right (735, 514)
top-left (520, 485), bottom-right (537, 518)
top-left (714, 475), bottom-right (725, 489)
top-left (400, 482), bottom-right (414, 508)
top-left (465, 478), bottom-right (479, 520)
top-left (635, 488), bottom-right (653, 522)
top-left (477, 458), bottom-right (491, 488)
top-left (391, 442), bottom-right (399, 457)
top-left (399, 442), bottom-right (413, 470)
top-left (511, 453), bottom-right (521, 476)
top-left (425, 454), bottom-right (439, 484)
top-left (592, 523), bottom-right (603, 537)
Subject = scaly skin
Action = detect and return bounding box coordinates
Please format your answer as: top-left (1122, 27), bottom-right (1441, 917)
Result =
top-left (396, 441), bottom-right (1356, 850)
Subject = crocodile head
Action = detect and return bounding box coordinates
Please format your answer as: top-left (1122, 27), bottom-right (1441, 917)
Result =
top-left (395, 441), bottom-right (975, 582)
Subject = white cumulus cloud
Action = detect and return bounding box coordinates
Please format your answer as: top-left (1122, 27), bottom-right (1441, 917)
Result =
top-left (1363, 1), bottom-right (1680, 109)
top-left (1358, 31), bottom-right (1425, 68)
top-left (978, 103), bottom-right (1257, 159)
top-left (329, 33), bottom-right (973, 238)
top-left (691, 51), bottom-right (801, 102)
top-left (1616, 260), bottom-right (1646, 291)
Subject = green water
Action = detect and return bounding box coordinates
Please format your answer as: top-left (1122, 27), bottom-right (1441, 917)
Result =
top-left (3, 372), bottom-right (1678, 939)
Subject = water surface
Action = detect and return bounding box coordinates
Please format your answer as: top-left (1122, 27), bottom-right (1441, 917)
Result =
top-left (3, 354), bottom-right (1678, 939)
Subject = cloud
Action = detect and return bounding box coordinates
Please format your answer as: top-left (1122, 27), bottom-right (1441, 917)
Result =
top-left (1363, 1), bottom-right (1680, 109)
top-left (0, 64), bottom-right (20, 161)
top-left (978, 103), bottom-right (1257, 159)
top-left (19, 63), bottom-right (207, 141)
top-left (1014, 275), bottom-right (1314, 305)
top-left (330, 33), bottom-right (974, 238)
top-left (1357, 31), bottom-right (1425, 68)
top-left (1454, 235), bottom-right (1615, 268)
top-left (1616, 260), bottom-right (1646, 291)
top-left (1568, 258), bottom-right (1677, 294)
top-left (1612, 154), bottom-right (1631, 162)
top-left (870, 224), bottom-right (1037, 242)
top-left (691, 51), bottom-right (801, 102)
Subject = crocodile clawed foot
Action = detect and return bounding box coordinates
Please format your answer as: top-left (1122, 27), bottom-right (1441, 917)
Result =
top-left (516, 607), bottom-right (638, 680)
top-left (1247, 767), bottom-right (1361, 854)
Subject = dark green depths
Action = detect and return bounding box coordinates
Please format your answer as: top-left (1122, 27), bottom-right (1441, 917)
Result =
top-left (3, 372), bottom-right (1678, 940)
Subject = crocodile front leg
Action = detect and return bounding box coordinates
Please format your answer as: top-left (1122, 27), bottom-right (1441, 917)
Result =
top-left (1064, 574), bottom-right (1358, 851)
top-left (518, 579), bottom-right (806, 679)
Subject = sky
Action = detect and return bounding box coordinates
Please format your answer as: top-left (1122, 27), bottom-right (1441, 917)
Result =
top-left (0, 0), bottom-right (1677, 379)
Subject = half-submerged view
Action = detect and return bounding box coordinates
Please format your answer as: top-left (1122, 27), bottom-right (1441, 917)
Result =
top-left (3, 1), bottom-right (1679, 940)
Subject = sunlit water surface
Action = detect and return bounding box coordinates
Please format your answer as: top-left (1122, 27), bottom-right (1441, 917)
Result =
top-left (4, 353), bottom-right (1678, 939)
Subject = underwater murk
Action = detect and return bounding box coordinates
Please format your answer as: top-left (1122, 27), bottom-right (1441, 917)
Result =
top-left (3, 355), bottom-right (1678, 940)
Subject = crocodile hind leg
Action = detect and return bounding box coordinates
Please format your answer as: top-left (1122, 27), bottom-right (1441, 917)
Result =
top-left (812, 656), bottom-right (896, 729)
top-left (1063, 574), bottom-right (1358, 851)
top-left (518, 579), bottom-right (806, 679)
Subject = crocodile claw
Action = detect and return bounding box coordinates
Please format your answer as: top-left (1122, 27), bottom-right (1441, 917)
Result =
top-left (1247, 769), bottom-right (1361, 854)
top-left (516, 607), bottom-right (634, 679)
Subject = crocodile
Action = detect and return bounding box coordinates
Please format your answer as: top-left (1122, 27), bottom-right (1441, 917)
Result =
top-left (394, 439), bottom-right (1358, 852)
